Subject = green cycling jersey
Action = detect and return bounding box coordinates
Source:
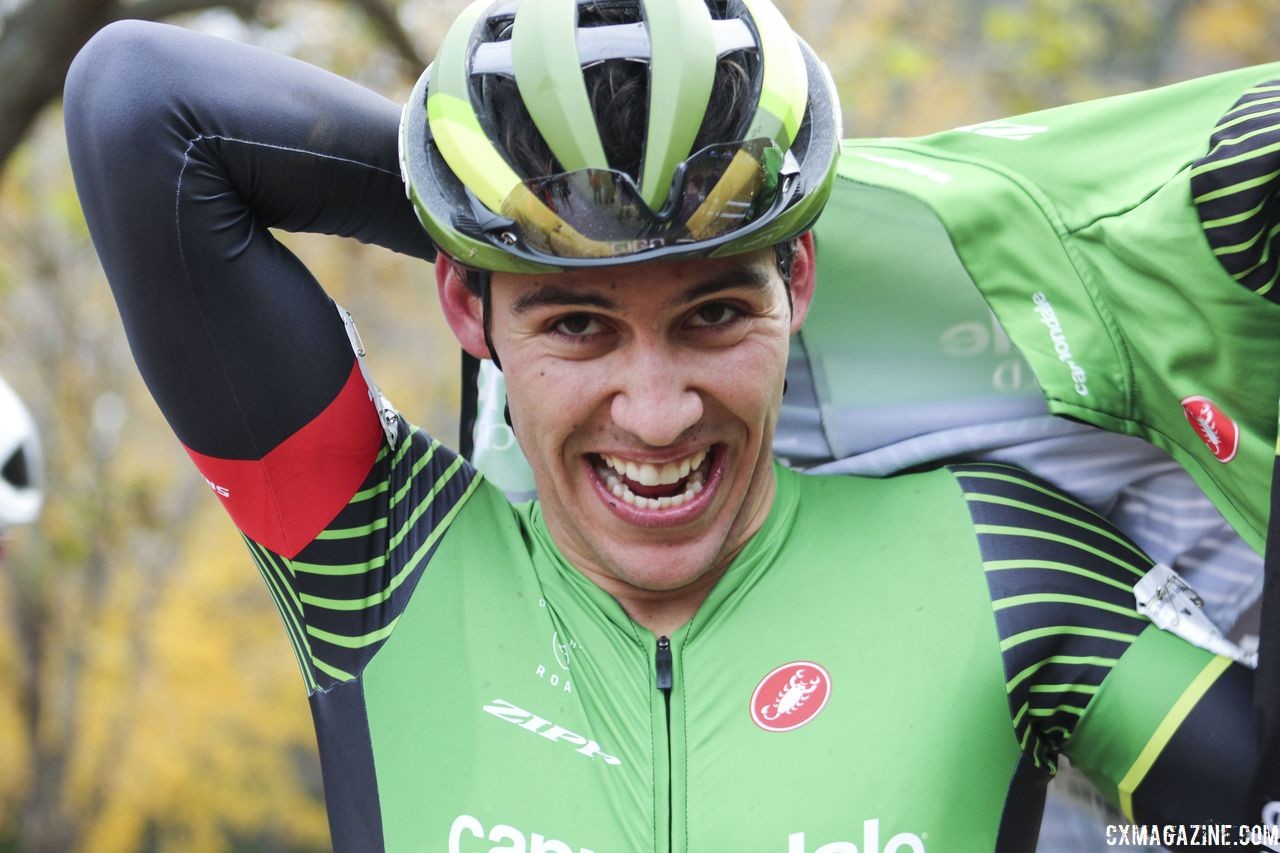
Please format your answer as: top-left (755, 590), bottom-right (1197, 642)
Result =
top-left (277, 423), bottom-right (1252, 851)
top-left (64, 22), bottom-right (1264, 852)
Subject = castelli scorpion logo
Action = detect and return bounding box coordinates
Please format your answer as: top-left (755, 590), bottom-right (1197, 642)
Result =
top-left (1181, 395), bottom-right (1239, 463)
top-left (749, 661), bottom-right (831, 732)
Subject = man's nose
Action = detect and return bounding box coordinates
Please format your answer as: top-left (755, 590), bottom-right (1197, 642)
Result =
top-left (609, 350), bottom-right (704, 447)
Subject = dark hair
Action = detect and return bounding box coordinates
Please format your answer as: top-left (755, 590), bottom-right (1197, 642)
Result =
top-left (461, 235), bottom-right (800, 297)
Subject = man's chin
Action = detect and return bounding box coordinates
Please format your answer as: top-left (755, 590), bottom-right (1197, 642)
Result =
top-left (590, 540), bottom-right (731, 595)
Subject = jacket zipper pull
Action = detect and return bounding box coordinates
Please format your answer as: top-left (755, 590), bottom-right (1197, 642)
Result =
top-left (655, 635), bottom-right (673, 691)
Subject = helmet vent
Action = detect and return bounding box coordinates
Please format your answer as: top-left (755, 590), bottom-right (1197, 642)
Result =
top-left (579, 1), bottom-right (642, 26)
top-left (484, 19), bottom-right (514, 42)
top-left (705, 0), bottom-right (737, 20)
top-left (3, 447), bottom-right (29, 488)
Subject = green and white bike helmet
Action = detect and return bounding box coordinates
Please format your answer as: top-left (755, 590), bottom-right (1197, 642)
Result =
top-left (400, 0), bottom-right (842, 272)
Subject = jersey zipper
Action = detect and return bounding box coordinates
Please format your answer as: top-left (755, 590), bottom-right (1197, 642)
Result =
top-left (656, 635), bottom-right (673, 691)
top-left (655, 635), bottom-right (674, 853)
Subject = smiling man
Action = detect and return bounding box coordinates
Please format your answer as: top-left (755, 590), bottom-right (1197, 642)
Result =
top-left (444, 245), bottom-right (810, 635)
top-left (65, 1), bottom-right (1267, 850)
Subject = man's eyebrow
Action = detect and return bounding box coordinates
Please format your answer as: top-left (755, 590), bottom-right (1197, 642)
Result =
top-left (510, 285), bottom-right (619, 315)
top-left (508, 266), bottom-right (774, 314)
top-left (675, 266), bottom-right (774, 306)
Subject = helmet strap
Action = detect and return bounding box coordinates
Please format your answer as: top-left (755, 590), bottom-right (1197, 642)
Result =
top-left (773, 238), bottom-right (796, 315)
top-left (478, 273), bottom-right (513, 427)
top-left (478, 271), bottom-right (504, 372)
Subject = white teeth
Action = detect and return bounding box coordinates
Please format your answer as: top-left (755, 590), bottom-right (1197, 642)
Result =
top-left (595, 449), bottom-right (710, 511)
top-left (601, 448), bottom-right (709, 485)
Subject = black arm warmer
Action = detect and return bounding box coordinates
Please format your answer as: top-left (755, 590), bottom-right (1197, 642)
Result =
top-left (65, 20), bottom-right (435, 458)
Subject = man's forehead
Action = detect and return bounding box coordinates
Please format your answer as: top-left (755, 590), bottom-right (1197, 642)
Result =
top-left (502, 254), bottom-right (779, 315)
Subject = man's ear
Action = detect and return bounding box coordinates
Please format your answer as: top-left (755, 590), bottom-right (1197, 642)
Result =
top-left (436, 254), bottom-right (492, 360)
top-left (788, 231), bottom-right (816, 335)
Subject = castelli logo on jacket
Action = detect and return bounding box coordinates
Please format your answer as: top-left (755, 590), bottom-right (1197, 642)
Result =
top-left (750, 662), bottom-right (831, 732)
top-left (1181, 396), bottom-right (1239, 463)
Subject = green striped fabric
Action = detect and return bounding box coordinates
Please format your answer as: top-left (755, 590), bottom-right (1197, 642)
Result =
top-left (951, 463), bottom-right (1154, 773)
top-left (244, 420), bottom-right (480, 692)
top-left (1192, 79), bottom-right (1280, 301)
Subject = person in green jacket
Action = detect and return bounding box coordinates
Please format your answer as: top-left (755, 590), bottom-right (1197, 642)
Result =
top-left (65, 1), bottom-right (1273, 849)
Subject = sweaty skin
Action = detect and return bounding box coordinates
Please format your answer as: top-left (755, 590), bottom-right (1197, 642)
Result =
top-left (437, 238), bottom-right (815, 636)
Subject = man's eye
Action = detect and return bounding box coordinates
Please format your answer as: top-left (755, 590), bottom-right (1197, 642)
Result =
top-left (553, 314), bottom-right (604, 337)
top-left (689, 303), bottom-right (740, 328)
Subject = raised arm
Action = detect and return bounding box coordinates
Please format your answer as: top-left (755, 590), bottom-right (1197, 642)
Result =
top-left (65, 20), bottom-right (436, 556)
top-left (951, 463), bottom-right (1264, 847)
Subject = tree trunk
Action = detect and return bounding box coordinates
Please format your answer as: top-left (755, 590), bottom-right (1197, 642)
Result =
top-left (0, 0), bottom-right (120, 175)
top-left (0, 0), bottom-right (267, 180)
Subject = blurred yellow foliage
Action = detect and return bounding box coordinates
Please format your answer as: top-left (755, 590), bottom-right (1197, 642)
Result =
top-left (62, 503), bottom-right (328, 853)
top-left (1184, 0), bottom-right (1275, 66)
top-left (0, 572), bottom-right (32, 818)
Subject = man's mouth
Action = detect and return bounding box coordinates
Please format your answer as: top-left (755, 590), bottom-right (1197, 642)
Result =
top-left (591, 447), bottom-right (714, 511)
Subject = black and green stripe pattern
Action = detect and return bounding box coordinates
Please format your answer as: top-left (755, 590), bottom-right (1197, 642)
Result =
top-left (246, 420), bottom-right (479, 693)
top-left (951, 464), bottom-right (1154, 773)
top-left (1191, 78), bottom-right (1280, 301)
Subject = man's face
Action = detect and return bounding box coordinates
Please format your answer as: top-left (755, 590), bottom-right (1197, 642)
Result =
top-left (483, 244), bottom-right (810, 602)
